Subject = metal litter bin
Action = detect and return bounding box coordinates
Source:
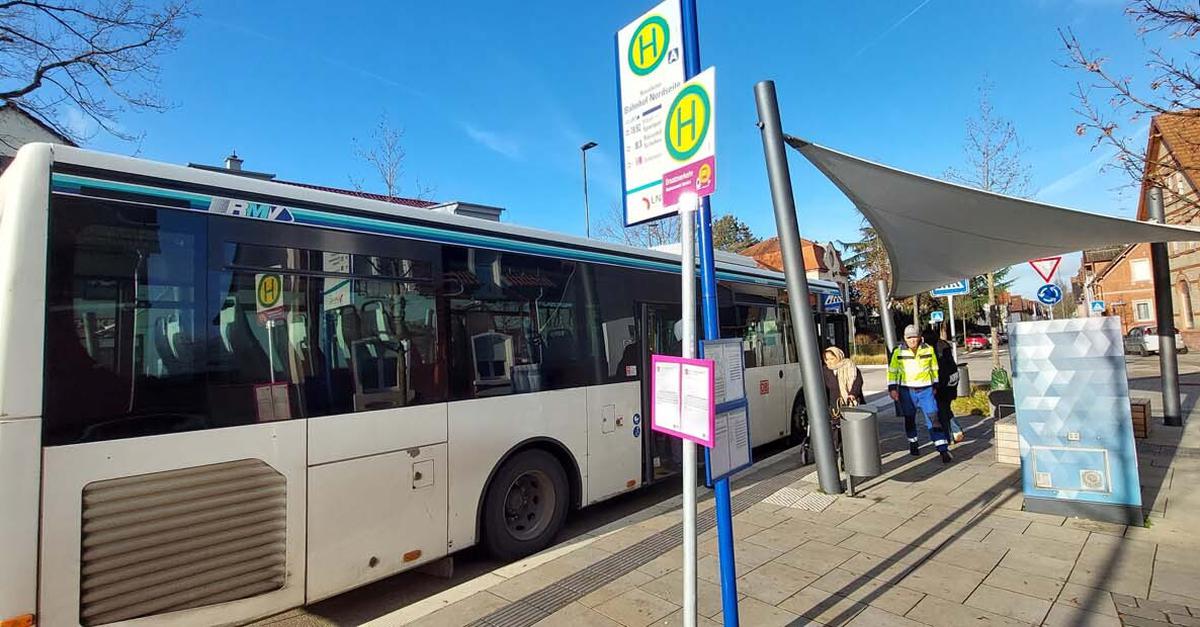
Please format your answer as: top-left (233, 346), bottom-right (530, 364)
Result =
top-left (840, 407), bottom-right (882, 478)
top-left (957, 363), bottom-right (971, 397)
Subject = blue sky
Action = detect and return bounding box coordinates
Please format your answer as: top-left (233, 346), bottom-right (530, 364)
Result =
top-left (82, 0), bottom-right (1156, 299)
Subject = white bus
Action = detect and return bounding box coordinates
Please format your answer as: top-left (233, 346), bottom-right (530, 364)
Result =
top-left (0, 144), bottom-right (847, 627)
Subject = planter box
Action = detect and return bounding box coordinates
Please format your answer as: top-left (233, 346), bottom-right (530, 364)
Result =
top-left (1130, 397), bottom-right (1151, 439)
top-left (995, 416), bottom-right (1020, 465)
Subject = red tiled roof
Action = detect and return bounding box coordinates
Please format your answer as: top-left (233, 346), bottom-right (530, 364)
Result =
top-left (277, 180), bottom-right (438, 209)
top-left (741, 236), bottom-right (827, 272)
top-left (1137, 110), bottom-right (1200, 220)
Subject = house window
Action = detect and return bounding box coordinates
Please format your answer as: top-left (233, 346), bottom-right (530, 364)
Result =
top-left (1131, 259), bottom-right (1152, 283)
top-left (1135, 300), bottom-right (1153, 322)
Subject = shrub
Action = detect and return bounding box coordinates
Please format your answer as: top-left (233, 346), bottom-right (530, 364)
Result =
top-left (854, 352), bottom-right (889, 366)
top-left (951, 387), bottom-right (992, 416)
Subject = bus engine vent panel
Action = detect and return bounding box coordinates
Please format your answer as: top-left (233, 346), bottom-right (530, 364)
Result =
top-left (78, 459), bottom-right (287, 625)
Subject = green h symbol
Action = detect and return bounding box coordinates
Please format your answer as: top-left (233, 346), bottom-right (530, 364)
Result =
top-left (637, 27), bottom-right (659, 64)
top-left (675, 98), bottom-right (697, 144)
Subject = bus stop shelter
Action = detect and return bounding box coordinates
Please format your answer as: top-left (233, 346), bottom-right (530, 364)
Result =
top-left (785, 137), bottom-right (1200, 297)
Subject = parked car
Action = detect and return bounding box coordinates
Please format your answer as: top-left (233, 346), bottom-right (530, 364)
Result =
top-left (1123, 325), bottom-right (1188, 356)
top-left (964, 334), bottom-right (990, 351)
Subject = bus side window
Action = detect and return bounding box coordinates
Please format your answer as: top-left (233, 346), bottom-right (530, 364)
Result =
top-left (44, 197), bottom-right (208, 445)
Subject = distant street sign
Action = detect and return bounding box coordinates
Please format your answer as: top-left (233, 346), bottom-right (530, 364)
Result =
top-left (1037, 283), bottom-right (1064, 306)
top-left (661, 67), bottom-right (717, 209)
top-left (617, 0), bottom-right (685, 226)
top-left (931, 311), bottom-right (944, 323)
top-left (1029, 257), bottom-right (1063, 284)
top-left (1091, 300), bottom-right (1106, 313)
top-left (823, 293), bottom-right (844, 312)
top-left (931, 280), bottom-right (969, 297)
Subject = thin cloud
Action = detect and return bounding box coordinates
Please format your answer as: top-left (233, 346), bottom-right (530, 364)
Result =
top-left (461, 123), bottom-right (522, 160)
top-left (848, 0), bottom-right (934, 62)
top-left (1035, 148), bottom-right (1114, 199)
top-left (1035, 123), bottom-right (1150, 201)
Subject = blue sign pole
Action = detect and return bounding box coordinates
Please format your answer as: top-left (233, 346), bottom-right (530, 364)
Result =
top-left (680, 1), bottom-right (738, 625)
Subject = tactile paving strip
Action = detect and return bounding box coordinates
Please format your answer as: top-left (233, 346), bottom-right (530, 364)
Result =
top-left (468, 465), bottom-right (812, 627)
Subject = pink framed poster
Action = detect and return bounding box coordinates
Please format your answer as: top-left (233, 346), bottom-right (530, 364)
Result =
top-left (650, 354), bottom-right (716, 448)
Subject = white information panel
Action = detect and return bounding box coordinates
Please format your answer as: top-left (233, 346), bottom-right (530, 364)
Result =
top-left (650, 355), bottom-right (715, 447)
top-left (701, 338), bottom-right (752, 483)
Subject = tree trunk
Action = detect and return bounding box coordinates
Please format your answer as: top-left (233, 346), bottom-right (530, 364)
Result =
top-left (913, 294), bottom-right (921, 333)
top-left (988, 271), bottom-right (999, 368)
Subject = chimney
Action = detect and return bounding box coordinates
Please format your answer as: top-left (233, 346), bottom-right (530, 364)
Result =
top-left (225, 151), bottom-right (243, 171)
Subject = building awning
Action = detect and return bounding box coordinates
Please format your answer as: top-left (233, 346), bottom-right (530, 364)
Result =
top-left (787, 137), bottom-right (1200, 297)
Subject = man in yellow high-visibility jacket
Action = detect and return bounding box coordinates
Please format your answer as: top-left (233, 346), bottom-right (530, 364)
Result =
top-left (889, 325), bottom-right (953, 463)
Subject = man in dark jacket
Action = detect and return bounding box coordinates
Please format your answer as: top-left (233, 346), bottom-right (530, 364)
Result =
top-left (925, 328), bottom-right (959, 444)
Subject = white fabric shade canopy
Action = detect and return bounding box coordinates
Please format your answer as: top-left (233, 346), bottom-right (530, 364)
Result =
top-left (788, 137), bottom-right (1200, 297)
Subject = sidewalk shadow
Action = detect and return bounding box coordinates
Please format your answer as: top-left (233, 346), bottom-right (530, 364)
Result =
top-left (792, 453), bottom-right (1019, 626)
top-left (797, 377), bottom-right (1188, 626)
top-left (1118, 374), bottom-right (1186, 522)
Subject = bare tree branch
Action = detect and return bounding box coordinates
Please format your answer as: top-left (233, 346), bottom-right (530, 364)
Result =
top-left (1061, 1), bottom-right (1200, 210)
top-left (595, 202), bottom-right (680, 249)
top-left (351, 113), bottom-right (435, 201)
top-left (0, 0), bottom-right (192, 144)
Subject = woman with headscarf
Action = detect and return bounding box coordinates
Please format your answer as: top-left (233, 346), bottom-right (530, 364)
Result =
top-left (823, 346), bottom-right (865, 407)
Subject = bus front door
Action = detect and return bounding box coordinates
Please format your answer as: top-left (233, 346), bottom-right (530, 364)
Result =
top-left (639, 302), bottom-right (684, 483)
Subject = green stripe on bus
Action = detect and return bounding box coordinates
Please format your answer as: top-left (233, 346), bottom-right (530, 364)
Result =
top-left (51, 173), bottom-right (788, 289)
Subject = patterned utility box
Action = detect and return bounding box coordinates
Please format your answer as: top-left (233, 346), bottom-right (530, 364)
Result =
top-left (1010, 317), bottom-right (1143, 525)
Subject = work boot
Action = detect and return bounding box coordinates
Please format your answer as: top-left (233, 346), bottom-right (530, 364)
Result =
top-left (940, 450), bottom-right (954, 464)
top-left (909, 442), bottom-right (920, 456)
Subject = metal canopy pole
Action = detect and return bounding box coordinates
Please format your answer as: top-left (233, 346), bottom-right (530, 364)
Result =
top-left (1148, 186), bottom-right (1183, 427)
top-left (754, 80), bottom-right (842, 495)
top-left (879, 279), bottom-right (898, 355)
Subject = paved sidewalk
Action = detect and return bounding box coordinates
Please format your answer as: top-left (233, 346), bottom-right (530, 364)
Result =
top-left (379, 400), bottom-right (1200, 627)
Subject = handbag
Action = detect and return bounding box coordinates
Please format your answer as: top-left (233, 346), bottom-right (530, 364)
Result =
top-left (949, 417), bottom-right (965, 443)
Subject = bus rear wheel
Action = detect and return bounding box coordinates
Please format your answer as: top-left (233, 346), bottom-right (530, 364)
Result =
top-left (483, 449), bottom-right (569, 561)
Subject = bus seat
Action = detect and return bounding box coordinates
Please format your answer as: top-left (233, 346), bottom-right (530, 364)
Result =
top-left (153, 315), bottom-right (186, 376)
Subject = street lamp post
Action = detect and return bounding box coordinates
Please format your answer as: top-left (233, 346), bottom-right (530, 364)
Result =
top-left (580, 141), bottom-right (598, 238)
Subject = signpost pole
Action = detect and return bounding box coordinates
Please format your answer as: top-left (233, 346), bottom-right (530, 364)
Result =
top-left (948, 295), bottom-right (957, 363)
top-left (679, 2), bottom-right (739, 624)
top-left (755, 80), bottom-right (843, 496)
top-left (679, 195), bottom-right (699, 627)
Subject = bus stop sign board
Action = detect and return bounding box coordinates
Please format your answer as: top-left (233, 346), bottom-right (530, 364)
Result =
top-left (661, 68), bottom-right (717, 209)
top-left (255, 274), bottom-right (286, 323)
top-left (616, 0), bottom-right (685, 226)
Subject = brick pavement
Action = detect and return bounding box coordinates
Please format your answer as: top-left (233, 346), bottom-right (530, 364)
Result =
top-left (352, 396), bottom-right (1200, 627)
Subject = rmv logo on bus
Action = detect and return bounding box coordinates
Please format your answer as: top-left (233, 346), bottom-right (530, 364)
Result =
top-left (210, 197), bottom-right (295, 222)
top-left (627, 15), bottom-right (669, 76)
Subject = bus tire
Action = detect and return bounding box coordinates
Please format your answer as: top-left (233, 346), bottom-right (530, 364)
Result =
top-left (482, 449), bottom-right (569, 561)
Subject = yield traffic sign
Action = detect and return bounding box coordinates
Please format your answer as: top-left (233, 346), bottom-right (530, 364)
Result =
top-left (1029, 257), bottom-right (1062, 283)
